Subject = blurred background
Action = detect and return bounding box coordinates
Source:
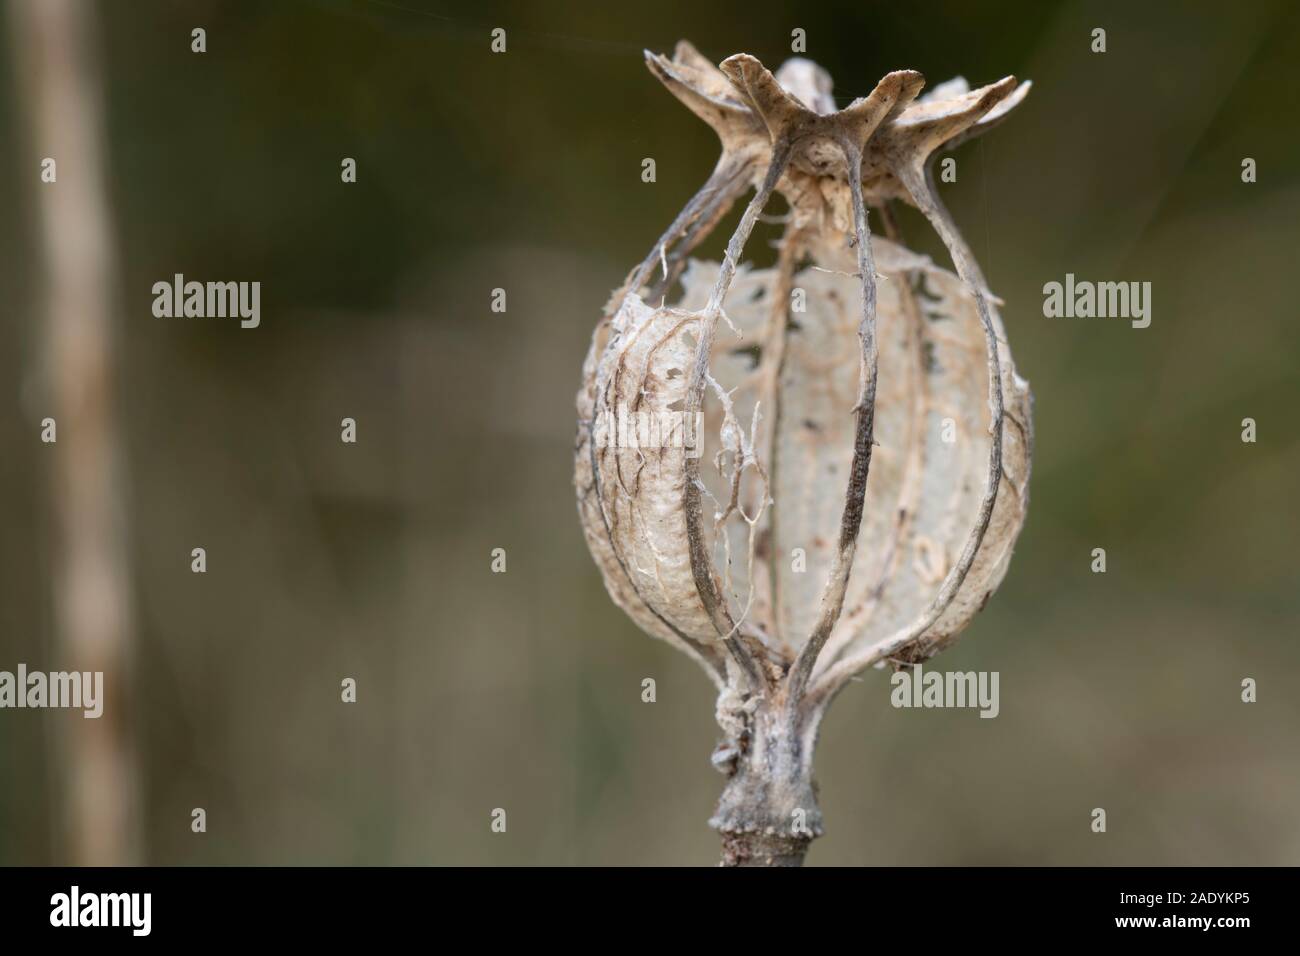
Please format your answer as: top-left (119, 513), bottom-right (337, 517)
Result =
top-left (1, 0), bottom-right (1298, 865)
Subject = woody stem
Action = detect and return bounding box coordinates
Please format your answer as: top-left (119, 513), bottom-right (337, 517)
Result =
top-left (711, 689), bottom-right (824, 866)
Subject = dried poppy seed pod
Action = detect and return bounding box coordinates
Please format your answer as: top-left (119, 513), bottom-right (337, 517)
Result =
top-left (575, 42), bottom-right (1033, 866)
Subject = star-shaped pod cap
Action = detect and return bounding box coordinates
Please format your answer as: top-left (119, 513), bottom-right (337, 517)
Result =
top-left (645, 41), bottom-right (1030, 204)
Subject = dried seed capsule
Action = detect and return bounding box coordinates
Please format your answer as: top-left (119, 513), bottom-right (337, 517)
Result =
top-left (574, 42), bottom-right (1033, 865)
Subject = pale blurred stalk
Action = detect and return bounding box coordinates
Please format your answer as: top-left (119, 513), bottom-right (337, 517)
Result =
top-left (8, 0), bottom-right (140, 865)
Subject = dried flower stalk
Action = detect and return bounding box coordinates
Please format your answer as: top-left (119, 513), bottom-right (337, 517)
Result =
top-left (575, 42), bottom-right (1033, 866)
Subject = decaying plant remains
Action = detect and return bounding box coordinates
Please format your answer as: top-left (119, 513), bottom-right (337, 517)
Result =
top-left (575, 42), bottom-right (1033, 866)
